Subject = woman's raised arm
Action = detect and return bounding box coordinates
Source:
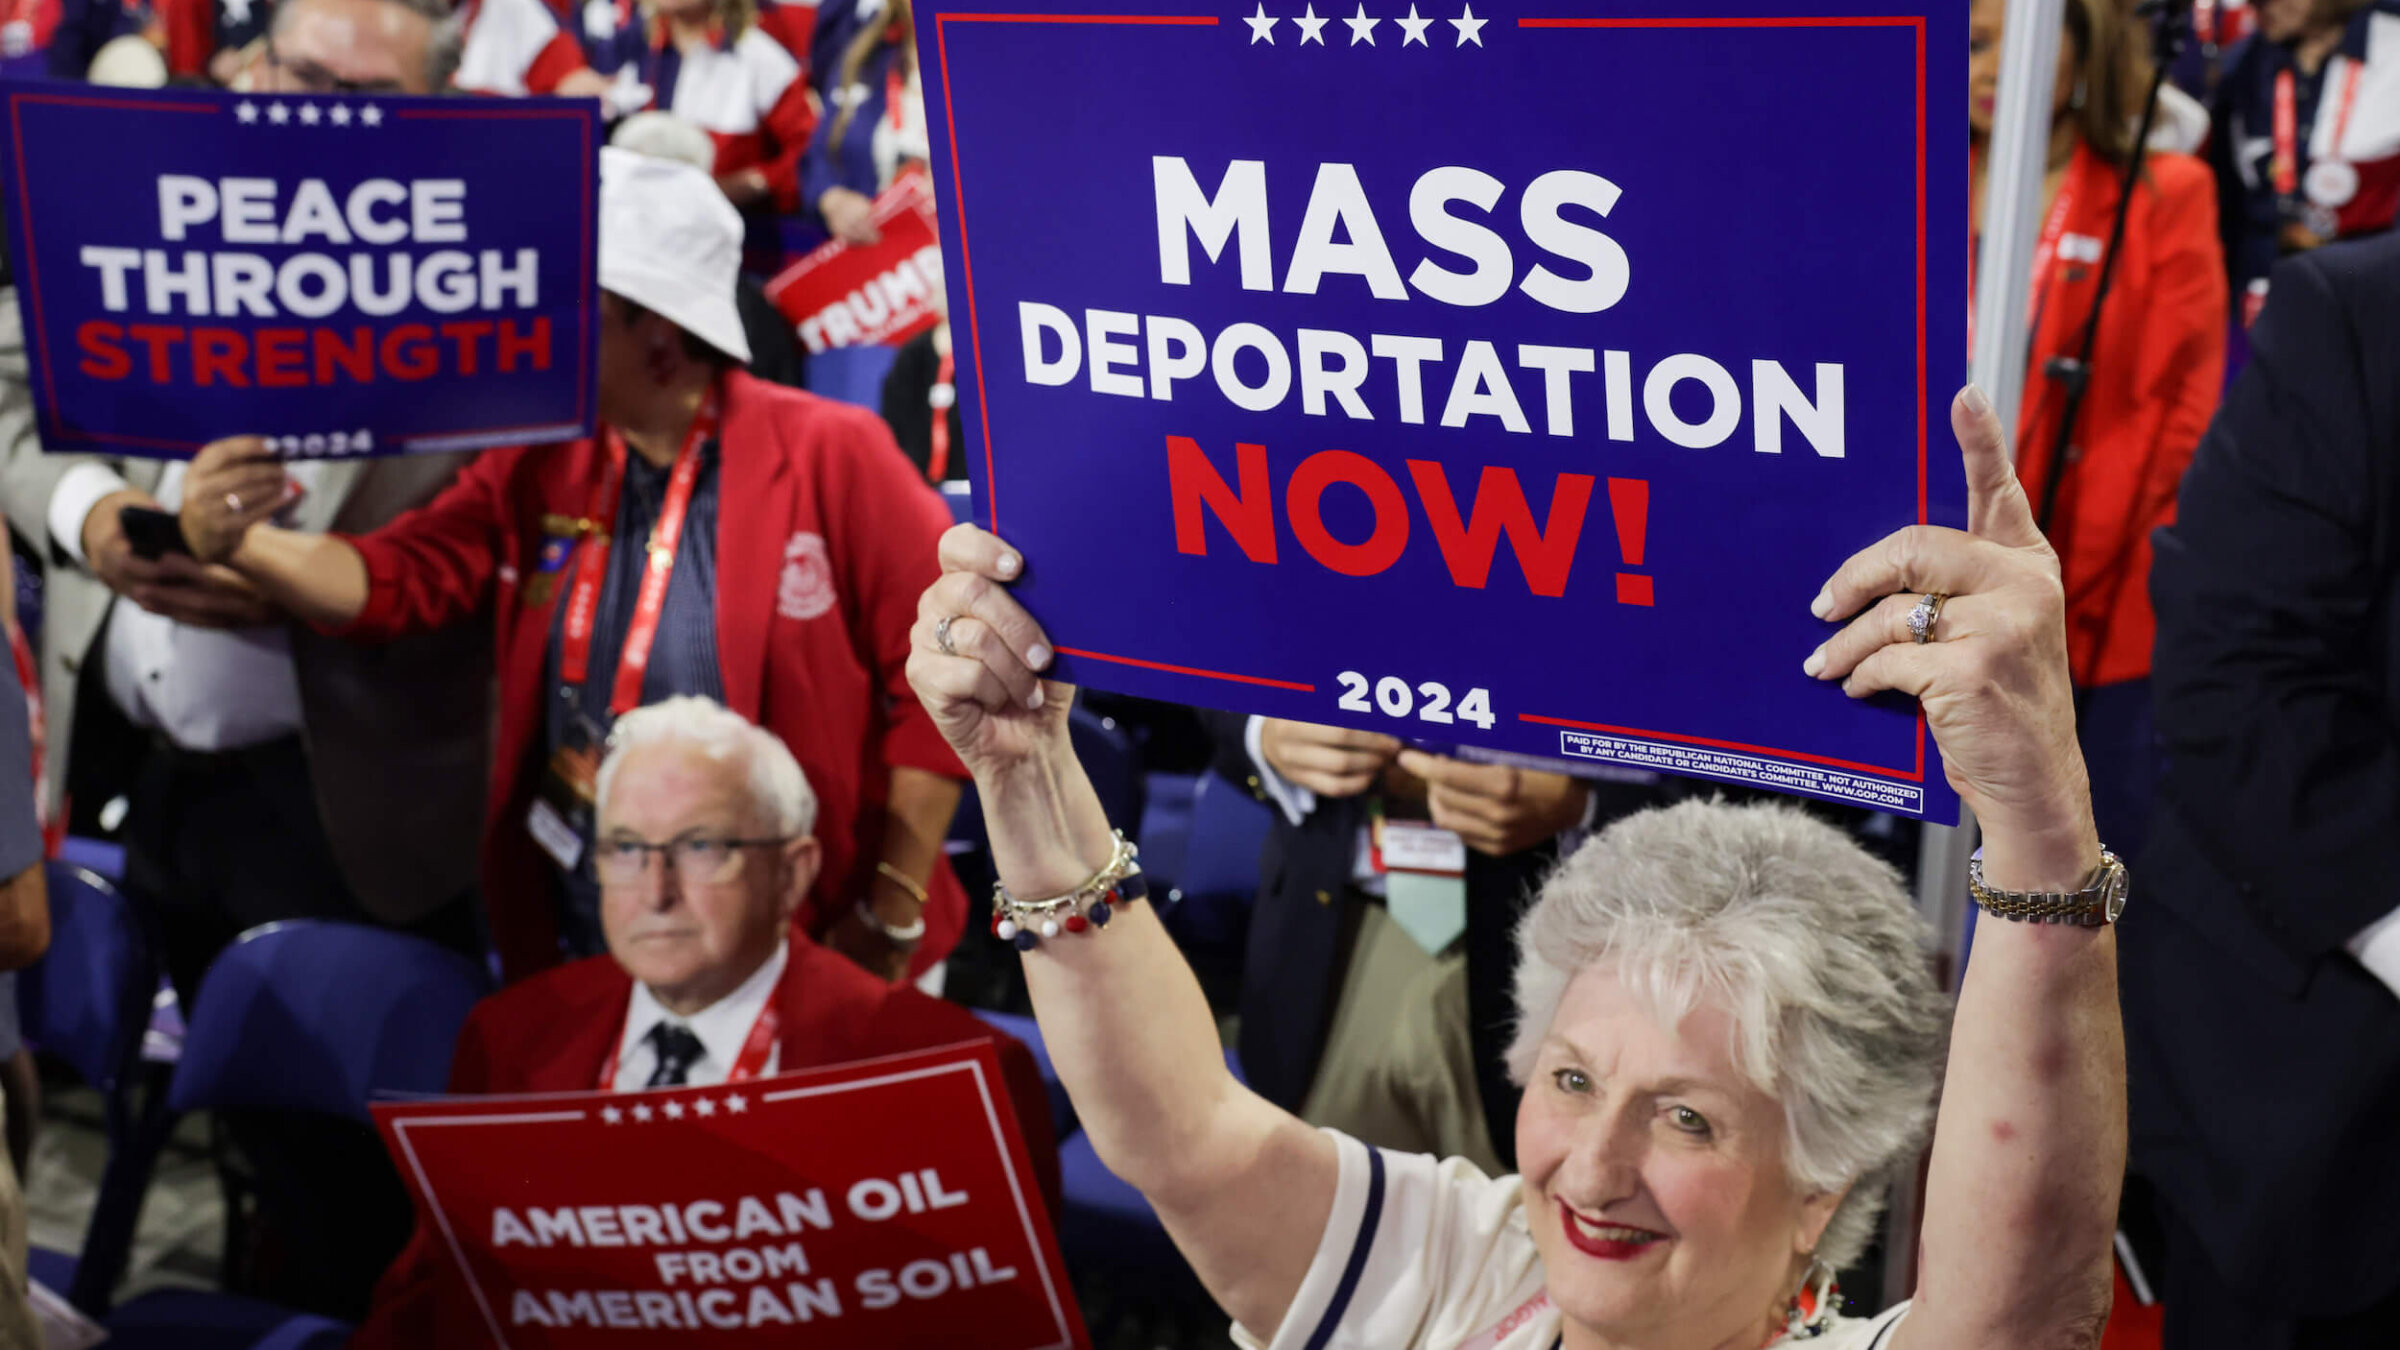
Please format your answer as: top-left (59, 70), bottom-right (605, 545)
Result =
top-left (906, 526), bottom-right (1338, 1337)
top-left (1811, 388), bottom-right (2121, 1350)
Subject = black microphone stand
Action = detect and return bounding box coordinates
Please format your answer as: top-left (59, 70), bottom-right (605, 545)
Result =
top-left (2034, 0), bottom-right (2195, 538)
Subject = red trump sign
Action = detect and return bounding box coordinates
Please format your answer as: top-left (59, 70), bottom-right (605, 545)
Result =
top-left (370, 1041), bottom-right (1084, 1348)
top-left (766, 174), bottom-right (946, 355)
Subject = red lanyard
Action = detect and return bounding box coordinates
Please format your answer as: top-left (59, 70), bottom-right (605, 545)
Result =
top-left (926, 349), bottom-right (954, 483)
top-left (2195, 0), bottom-right (2216, 46)
top-left (2275, 60), bottom-right (2364, 196)
top-left (559, 393), bottom-right (719, 718)
top-left (599, 1001), bottom-right (780, 1089)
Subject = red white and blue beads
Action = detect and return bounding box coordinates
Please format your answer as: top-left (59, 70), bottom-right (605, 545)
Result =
top-left (992, 833), bottom-right (1144, 951)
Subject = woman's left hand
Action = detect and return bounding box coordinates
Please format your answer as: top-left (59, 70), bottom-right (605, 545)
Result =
top-left (1806, 386), bottom-right (2093, 854)
top-left (180, 436), bottom-right (293, 564)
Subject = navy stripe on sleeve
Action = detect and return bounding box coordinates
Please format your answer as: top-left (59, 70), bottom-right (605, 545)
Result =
top-left (1866, 1315), bottom-right (1903, 1350)
top-left (1301, 1146), bottom-right (1387, 1350)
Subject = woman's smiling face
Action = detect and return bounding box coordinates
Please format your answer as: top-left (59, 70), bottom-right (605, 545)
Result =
top-left (1516, 965), bottom-right (1844, 1348)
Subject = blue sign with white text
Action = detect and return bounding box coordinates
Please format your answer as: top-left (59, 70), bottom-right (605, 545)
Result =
top-left (0, 83), bottom-right (601, 459)
top-left (921, 0), bottom-right (1969, 822)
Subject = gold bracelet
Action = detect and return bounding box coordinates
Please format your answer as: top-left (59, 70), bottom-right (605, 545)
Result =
top-left (873, 861), bottom-right (930, 907)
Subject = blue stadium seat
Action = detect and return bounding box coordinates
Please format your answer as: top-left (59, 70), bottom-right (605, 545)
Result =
top-left (86, 923), bottom-right (492, 1340)
top-left (969, 1008), bottom-right (1073, 1140)
top-left (54, 836), bottom-right (123, 884)
top-left (803, 344), bottom-right (900, 411)
top-left (20, 863), bottom-right (170, 1313)
top-left (167, 920), bottom-right (492, 1121)
top-left (100, 1290), bottom-right (350, 1349)
top-left (1133, 772), bottom-right (1200, 896)
top-left (1156, 773), bottom-right (1272, 959)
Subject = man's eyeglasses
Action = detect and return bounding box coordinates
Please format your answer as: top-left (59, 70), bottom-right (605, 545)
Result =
top-left (596, 835), bottom-right (794, 887)
top-left (263, 43), bottom-right (408, 95)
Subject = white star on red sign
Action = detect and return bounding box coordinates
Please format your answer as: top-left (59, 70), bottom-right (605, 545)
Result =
top-left (725, 1094), bottom-right (748, 1113)
top-left (1449, 1), bottom-right (1485, 45)
top-left (1243, 2), bottom-right (1277, 43)
top-left (1396, 4), bottom-right (1432, 46)
top-left (631, 1103), bottom-right (653, 1122)
top-left (1343, 3), bottom-right (1377, 43)
top-left (662, 1099), bottom-right (686, 1120)
top-left (1294, 3), bottom-right (1328, 43)
top-left (693, 1097), bottom-right (717, 1117)
top-left (601, 1106), bottom-right (623, 1124)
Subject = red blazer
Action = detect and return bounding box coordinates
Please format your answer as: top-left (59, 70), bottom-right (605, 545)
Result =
top-left (2011, 146), bottom-right (2228, 688)
top-left (335, 373), bottom-right (966, 982)
top-left (352, 932), bottom-right (1061, 1349)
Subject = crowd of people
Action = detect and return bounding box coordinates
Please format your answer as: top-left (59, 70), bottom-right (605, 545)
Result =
top-left (0, 0), bottom-right (2375, 1345)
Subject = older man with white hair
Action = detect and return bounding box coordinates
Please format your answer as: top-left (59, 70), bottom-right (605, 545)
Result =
top-left (181, 147), bottom-right (968, 989)
top-left (352, 695), bottom-right (1057, 1348)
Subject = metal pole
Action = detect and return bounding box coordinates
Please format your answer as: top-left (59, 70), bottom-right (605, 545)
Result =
top-left (1884, 0), bottom-right (2063, 1309)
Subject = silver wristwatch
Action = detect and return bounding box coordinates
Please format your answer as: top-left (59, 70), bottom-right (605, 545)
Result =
top-left (1967, 848), bottom-right (2129, 927)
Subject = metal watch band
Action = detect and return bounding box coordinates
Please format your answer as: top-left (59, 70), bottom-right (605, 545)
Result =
top-left (1967, 848), bottom-right (2127, 927)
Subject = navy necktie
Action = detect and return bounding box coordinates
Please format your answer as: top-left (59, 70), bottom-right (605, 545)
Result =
top-left (645, 1022), bottom-right (706, 1087)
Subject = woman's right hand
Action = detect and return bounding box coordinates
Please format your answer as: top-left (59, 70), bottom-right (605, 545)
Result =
top-left (907, 524), bottom-right (1073, 781)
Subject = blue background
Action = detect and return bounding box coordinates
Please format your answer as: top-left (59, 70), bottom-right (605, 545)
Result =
top-left (0, 84), bottom-right (600, 458)
top-left (921, 0), bottom-right (1967, 821)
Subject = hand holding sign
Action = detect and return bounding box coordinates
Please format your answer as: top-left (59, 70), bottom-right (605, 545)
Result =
top-left (180, 437), bottom-right (293, 563)
top-left (1806, 386), bottom-right (2094, 862)
top-left (908, 530), bottom-right (1067, 780)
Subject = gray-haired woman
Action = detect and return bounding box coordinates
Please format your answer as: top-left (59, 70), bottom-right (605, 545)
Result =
top-left (907, 388), bottom-right (2123, 1350)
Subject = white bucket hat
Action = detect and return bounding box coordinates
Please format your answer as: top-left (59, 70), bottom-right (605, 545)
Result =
top-left (598, 146), bottom-right (753, 366)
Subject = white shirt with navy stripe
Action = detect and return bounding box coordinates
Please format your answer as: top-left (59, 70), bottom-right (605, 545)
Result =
top-left (1233, 1130), bottom-right (1910, 1350)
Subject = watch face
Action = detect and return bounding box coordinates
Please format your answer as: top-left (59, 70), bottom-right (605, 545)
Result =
top-left (2104, 864), bottom-right (2129, 923)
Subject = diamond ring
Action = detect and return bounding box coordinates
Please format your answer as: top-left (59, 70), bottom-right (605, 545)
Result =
top-left (1906, 592), bottom-right (1948, 645)
top-left (934, 615), bottom-right (958, 657)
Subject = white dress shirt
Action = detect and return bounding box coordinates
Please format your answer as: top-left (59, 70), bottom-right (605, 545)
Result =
top-left (608, 941), bottom-right (788, 1091)
top-left (52, 460), bottom-right (324, 753)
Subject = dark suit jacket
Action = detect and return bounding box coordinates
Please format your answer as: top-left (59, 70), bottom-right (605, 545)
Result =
top-left (351, 929), bottom-right (1060, 1348)
top-left (2135, 233), bottom-right (2400, 1315)
top-left (1203, 712), bottom-right (1670, 1166)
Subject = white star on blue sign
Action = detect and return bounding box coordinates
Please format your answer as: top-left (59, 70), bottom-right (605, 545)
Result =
top-left (1449, 1), bottom-right (1485, 45)
top-left (1396, 3), bottom-right (1432, 46)
top-left (1244, 2), bottom-right (1277, 43)
top-left (1344, 3), bottom-right (1377, 43)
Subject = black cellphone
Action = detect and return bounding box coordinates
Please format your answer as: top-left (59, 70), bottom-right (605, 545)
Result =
top-left (118, 505), bottom-right (191, 560)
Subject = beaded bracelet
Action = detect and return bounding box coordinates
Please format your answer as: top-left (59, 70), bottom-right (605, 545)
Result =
top-left (991, 831), bottom-right (1148, 951)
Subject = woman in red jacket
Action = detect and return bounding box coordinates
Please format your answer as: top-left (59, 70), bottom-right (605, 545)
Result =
top-left (1970, 0), bottom-right (2228, 854)
top-left (176, 149), bottom-right (964, 986)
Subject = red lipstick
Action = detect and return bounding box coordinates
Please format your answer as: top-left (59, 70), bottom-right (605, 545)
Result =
top-left (1555, 1200), bottom-right (1668, 1261)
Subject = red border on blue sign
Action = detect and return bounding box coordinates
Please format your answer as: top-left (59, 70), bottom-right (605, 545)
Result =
top-left (937, 11), bottom-right (1930, 783)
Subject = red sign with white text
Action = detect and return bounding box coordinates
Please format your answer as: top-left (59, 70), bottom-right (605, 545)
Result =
top-left (370, 1041), bottom-right (1084, 1349)
top-left (766, 175), bottom-right (945, 355)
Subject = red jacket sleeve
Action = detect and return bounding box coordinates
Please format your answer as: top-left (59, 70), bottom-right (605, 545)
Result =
top-left (333, 447), bottom-right (526, 643)
top-left (820, 402), bottom-right (966, 780)
top-left (523, 27), bottom-right (592, 94)
top-left (759, 69), bottom-right (818, 216)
